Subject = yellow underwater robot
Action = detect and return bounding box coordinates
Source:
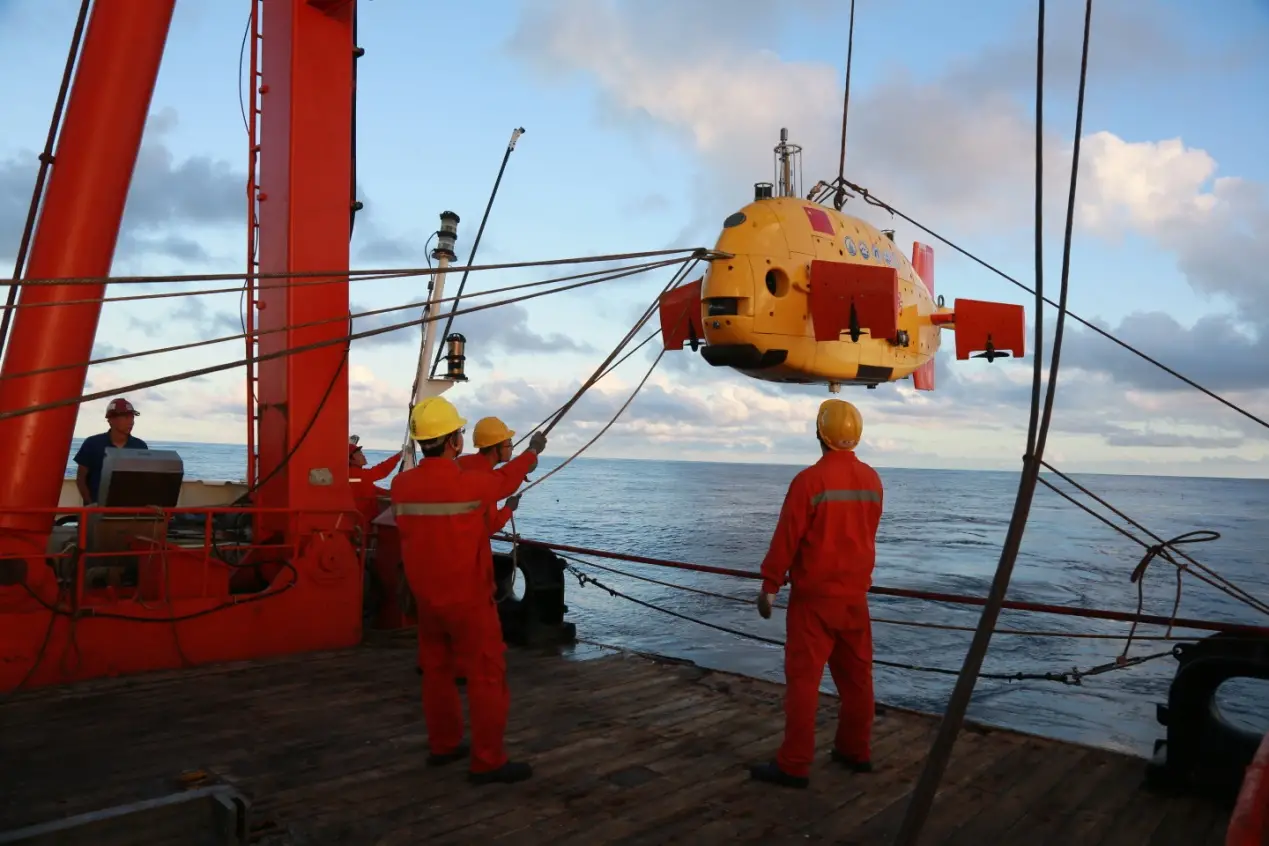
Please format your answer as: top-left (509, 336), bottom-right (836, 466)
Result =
top-left (658, 131), bottom-right (1027, 392)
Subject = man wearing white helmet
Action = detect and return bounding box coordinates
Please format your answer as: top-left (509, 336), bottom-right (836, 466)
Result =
top-left (749, 398), bottom-right (885, 789)
top-left (73, 397), bottom-right (148, 506)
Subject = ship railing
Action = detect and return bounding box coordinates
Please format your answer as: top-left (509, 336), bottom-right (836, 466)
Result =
top-left (2, 504), bottom-right (361, 611)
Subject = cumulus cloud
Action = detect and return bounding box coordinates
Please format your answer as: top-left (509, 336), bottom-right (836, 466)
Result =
top-left (0, 108), bottom-right (243, 268)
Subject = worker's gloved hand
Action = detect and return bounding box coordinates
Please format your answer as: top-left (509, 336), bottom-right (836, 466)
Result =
top-left (505, 494), bottom-right (522, 513)
top-left (757, 591), bottom-right (775, 620)
top-left (529, 431), bottom-right (548, 454)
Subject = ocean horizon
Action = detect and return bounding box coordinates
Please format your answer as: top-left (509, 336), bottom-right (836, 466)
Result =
top-left (63, 436), bottom-right (1268, 484)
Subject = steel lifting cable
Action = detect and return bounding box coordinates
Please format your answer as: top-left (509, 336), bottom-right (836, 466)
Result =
top-left (562, 564), bottom-right (1175, 687)
top-left (512, 255), bottom-right (705, 488)
top-left (894, 3), bottom-right (1088, 840)
top-left (0, 257), bottom-right (701, 422)
top-left (0, 0), bottom-right (92, 360)
top-left (1, 250), bottom-right (703, 308)
top-left (6, 247), bottom-right (702, 290)
top-left (0, 257), bottom-right (687, 384)
top-left (1040, 462), bottom-right (1268, 614)
top-left (557, 553), bottom-right (1239, 643)
top-left (541, 257), bottom-right (700, 437)
top-left (503, 535), bottom-right (1269, 637)
top-left (1037, 470), bottom-right (1269, 617)
top-left (832, 0), bottom-right (856, 212)
top-left (500, 256), bottom-right (702, 577)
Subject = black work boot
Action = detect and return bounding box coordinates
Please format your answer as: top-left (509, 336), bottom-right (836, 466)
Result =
top-left (830, 748), bottom-right (873, 773)
top-left (426, 743), bottom-right (470, 767)
top-left (468, 761), bottom-right (533, 785)
top-left (748, 761), bottom-right (809, 789)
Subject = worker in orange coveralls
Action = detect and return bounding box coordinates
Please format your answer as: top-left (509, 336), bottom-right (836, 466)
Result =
top-left (348, 436), bottom-right (400, 526)
top-left (749, 399), bottom-right (884, 789)
top-left (455, 416), bottom-right (525, 536)
top-left (391, 396), bottom-right (547, 785)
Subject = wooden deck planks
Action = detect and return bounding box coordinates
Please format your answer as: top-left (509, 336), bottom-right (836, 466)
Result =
top-left (0, 637), bottom-right (1233, 845)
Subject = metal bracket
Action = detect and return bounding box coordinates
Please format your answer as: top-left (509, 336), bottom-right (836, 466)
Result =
top-left (0, 785), bottom-right (250, 845)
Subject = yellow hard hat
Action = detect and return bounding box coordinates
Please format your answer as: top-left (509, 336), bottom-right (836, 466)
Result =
top-left (472, 416), bottom-right (515, 449)
top-left (409, 396), bottom-right (466, 442)
top-left (817, 399), bottom-right (862, 451)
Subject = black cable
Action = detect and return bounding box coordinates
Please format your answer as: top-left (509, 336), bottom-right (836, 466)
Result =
top-left (350, 2), bottom-right (363, 238)
top-left (832, 0), bottom-right (856, 212)
top-left (428, 128), bottom-right (525, 379)
top-left (232, 339), bottom-right (350, 505)
top-left (0, 0), bottom-right (91, 361)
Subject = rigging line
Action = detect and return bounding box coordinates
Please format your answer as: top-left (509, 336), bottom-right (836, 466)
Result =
top-left (0, 257), bottom-right (686, 384)
top-left (832, 0), bottom-right (857, 212)
top-left (1036, 475), bottom-right (1266, 616)
top-left (564, 565), bottom-right (1174, 686)
top-left (1040, 461), bottom-right (1267, 613)
top-left (512, 329), bottom-right (661, 451)
top-left (539, 257), bottom-right (700, 439)
top-left (521, 347), bottom-right (667, 494)
top-left (0, 0), bottom-right (91, 361)
top-left (12, 248), bottom-right (715, 291)
top-left (234, 340), bottom-right (350, 503)
top-left (1024, 0), bottom-right (1046, 460)
top-left (553, 553), bottom-right (1219, 642)
top-left (894, 2), bottom-right (1089, 842)
top-left (0, 260), bottom-right (687, 422)
top-left (428, 127), bottom-right (525, 381)
top-left (237, 3), bottom-right (251, 136)
top-left (841, 185), bottom-right (1269, 432)
top-left (508, 272), bottom-right (690, 490)
top-left (501, 535), bottom-right (1269, 636)
top-left (0, 254), bottom-right (683, 312)
top-left (11, 247), bottom-right (710, 288)
top-left (511, 254), bottom-right (696, 451)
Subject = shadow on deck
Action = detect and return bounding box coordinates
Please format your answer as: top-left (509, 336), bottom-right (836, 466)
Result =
top-left (0, 634), bottom-right (1232, 845)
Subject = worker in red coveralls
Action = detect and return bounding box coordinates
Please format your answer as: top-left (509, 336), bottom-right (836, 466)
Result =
top-left (749, 398), bottom-right (884, 789)
top-left (391, 396), bottom-right (546, 785)
top-left (348, 436), bottom-right (400, 527)
top-left (455, 417), bottom-right (524, 536)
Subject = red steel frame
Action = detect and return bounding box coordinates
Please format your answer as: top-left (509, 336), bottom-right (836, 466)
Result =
top-left (0, 3), bottom-right (176, 558)
top-left (245, 0), bottom-right (263, 491)
top-left (0, 0), bottom-right (365, 693)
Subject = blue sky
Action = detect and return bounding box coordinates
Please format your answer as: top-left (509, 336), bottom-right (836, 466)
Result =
top-left (1, 0), bottom-right (1267, 478)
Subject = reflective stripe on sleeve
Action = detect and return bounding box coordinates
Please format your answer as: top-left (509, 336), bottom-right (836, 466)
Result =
top-left (393, 500), bottom-right (482, 517)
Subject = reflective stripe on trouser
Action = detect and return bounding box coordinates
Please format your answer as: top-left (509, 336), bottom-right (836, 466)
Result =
top-left (417, 599), bottom-right (509, 773)
top-left (810, 489), bottom-right (881, 505)
top-left (394, 500), bottom-right (482, 516)
top-left (776, 597), bottom-right (874, 777)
